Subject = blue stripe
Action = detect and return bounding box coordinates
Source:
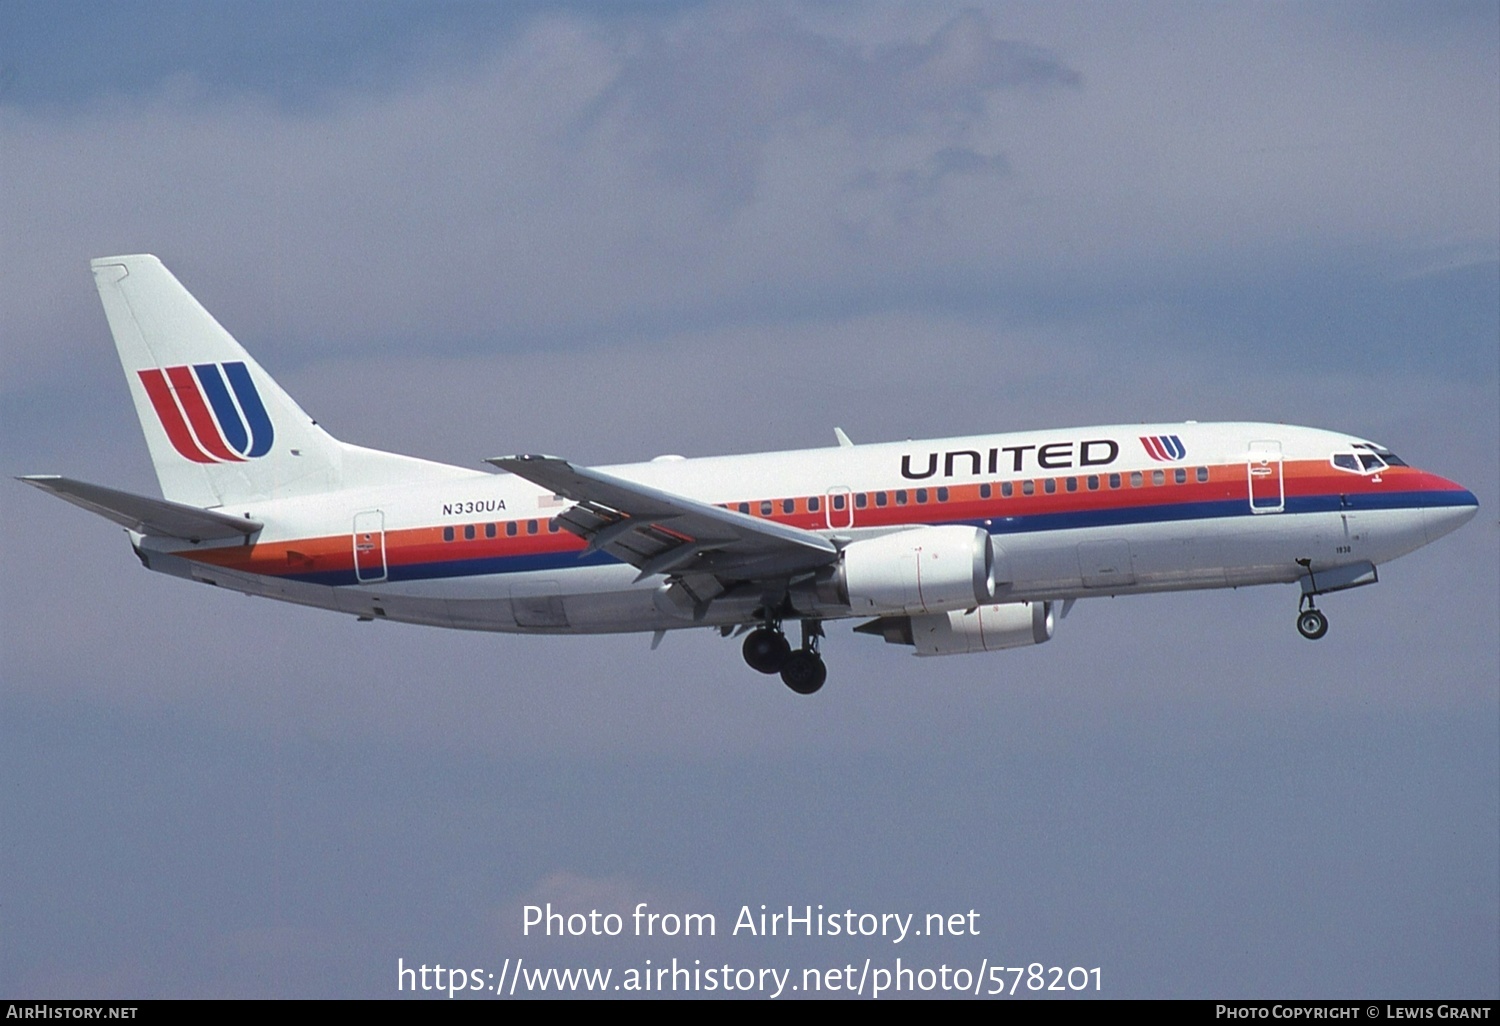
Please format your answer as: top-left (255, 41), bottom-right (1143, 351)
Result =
top-left (1340, 489), bottom-right (1477, 512)
top-left (983, 489), bottom-right (1474, 535)
top-left (193, 364), bottom-right (249, 455)
top-left (223, 362), bottom-right (274, 457)
top-left (284, 547), bottom-right (620, 588)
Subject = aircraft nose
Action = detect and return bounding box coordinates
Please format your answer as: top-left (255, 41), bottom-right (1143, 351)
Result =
top-left (1423, 485), bottom-right (1479, 544)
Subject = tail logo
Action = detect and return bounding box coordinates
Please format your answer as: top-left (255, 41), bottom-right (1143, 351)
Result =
top-left (1140, 434), bottom-right (1186, 462)
top-left (138, 362), bottom-right (274, 463)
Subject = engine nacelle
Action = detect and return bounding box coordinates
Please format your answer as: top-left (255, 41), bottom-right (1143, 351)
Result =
top-left (857, 601), bottom-right (1055, 656)
top-left (914, 601), bottom-right (1053, 655)
top-left (839, 525), bottom-right (996, 615)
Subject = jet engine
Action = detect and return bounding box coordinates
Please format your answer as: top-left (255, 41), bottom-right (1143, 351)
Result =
top-left (832, 525), bottom-right (996, 615)
top-left (855, 600), bottom-right (1054, 656)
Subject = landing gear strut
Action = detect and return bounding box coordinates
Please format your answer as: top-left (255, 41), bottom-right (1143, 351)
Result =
top-left (780, 620), bottom-right (827, 695)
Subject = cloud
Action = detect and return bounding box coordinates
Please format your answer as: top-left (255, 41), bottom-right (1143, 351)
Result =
top-left (5, 2), bottom-right (1491, 396)
top-left (590, 7), bottom-right (1074, 202)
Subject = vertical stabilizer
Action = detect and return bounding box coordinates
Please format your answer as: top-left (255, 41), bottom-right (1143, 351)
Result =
top-left (92, 255), bottom-right (349, 507)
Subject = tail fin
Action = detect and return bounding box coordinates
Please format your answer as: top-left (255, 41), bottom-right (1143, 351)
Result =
top-left (92, 254), bottom-right (474, 507)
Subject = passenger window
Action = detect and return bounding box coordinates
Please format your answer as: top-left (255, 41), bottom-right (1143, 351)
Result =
top-left (809, 496), bottom-right (821, 511)
top-left (464, 524), bottom-right (475, 540)
top-left (936, 487), bottom-right (949, 502)
top-left (548, 520), bottom-right (559, 533)
top-left (896, 490), bottom-right (908, 505)
top-left (1001, 482), bottom-right (1013, 498)
top-left (527, 520), bottom-right (538, 534)
top-left (1196, 466), bottom-right (1209, 483)
top-left (1022, 480), bottom-right (1034, 496)
top-left (833, 494), bottom-right (846, 510)
top-left (1130, 471), bottom-right (1143, 488)
top-left (915, 488), bottom-right (928, 504)
top-left (979, 483), bottom-right (992, 499)
top-left (1174, 468), bottom-right (1187, 485)
top-left (874, 492), bottom-right (887, 507)
top-left (486, 523), bottom-right (496, 538)
top-left (506, 521), bottom-right (517, 537)
top-left (443, 526), bottom-right (455, 542)
top-left (1066, 477), bottom-right (1078, 492)
top-left (739, 502), bottom-right (750, 514)
top-left (760, 501), bottom-right (773, 515)
top-left (1043, 478), bottom-right (1056, 494)
top-left (1109, 473), bottom-right (1122, 489)
top-left (1087, 475), bottom-right (1099, 491)
top-left (1152, 470), bottom-right (1165, 486)
top-left (855, 493), bottom-right (868, 509)
top-left (782, 499), bottom-right (795, 514)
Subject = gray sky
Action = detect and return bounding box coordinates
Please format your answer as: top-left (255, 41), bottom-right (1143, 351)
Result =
top-left (2, 1), bottom-right (1496, 999)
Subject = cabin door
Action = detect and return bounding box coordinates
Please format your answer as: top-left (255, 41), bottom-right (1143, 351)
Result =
top-left (353, 510), bottom-right (388, 583)
top-left (1247, 440), bottom-right (1284, 514)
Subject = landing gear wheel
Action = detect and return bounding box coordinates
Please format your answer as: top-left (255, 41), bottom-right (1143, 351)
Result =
top-left (1297, 608), bottom-right (1329, 640)
top-left (780, 650), bottom-right (827, 695)
top-left (743, 628), bottom-right (791, 674)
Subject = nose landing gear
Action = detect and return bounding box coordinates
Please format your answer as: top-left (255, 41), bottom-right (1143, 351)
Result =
top-left (1296, 600), bottom-right (1329, 640)
top-left (1296, 606), bottom-right (1332, 636)
top-left (1294, 558), bottom-right (1331, 640)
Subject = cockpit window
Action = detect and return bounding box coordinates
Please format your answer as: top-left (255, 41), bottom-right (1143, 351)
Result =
top-left (1333, 443), bottom-right (1402, 475)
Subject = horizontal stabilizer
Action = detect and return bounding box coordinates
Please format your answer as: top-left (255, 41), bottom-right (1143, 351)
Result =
top-left (18, 476), bottom-right (262, 542)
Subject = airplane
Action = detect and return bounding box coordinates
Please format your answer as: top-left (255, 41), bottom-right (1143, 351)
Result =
top-left (20, 255), bottom-right (1480, 694)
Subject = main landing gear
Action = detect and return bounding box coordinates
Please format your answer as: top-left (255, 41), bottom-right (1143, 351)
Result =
top-left (741, 618), bottom-right (827, 694)
top-left (742, 626), bottom-right (791, 673)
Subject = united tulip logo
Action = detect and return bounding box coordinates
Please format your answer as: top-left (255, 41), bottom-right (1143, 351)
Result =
top-left (1140, 435), bottom-right (1186, 462)
top-left (139, 361), bottom-right (274, 463)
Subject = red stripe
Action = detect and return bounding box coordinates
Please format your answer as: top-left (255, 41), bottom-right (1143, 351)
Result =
top-left (165, 365), bottom-right (242, 462)
top-left (139, 369), bottom-right (216, 463)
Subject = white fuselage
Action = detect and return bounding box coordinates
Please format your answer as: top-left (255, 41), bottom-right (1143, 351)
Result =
top-left (134, 421), bottom-right (1477, 636)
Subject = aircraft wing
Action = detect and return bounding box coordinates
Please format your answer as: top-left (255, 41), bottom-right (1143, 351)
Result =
top-left (486, 455), bottom-right (838, 582)
top-left (18, 475), bottom-right (263, 542)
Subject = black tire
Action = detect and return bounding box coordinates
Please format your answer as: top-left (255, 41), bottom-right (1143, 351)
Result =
top-left (743, 628), bottom-right (791, 674)
top-left (780, 651), bottom-right (827, 695)
top-left (1297, 608), bottom-right (1329, 640)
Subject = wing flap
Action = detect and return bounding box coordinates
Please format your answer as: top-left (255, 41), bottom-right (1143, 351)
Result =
top-left (19, 475), bottom-right (262, 541)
